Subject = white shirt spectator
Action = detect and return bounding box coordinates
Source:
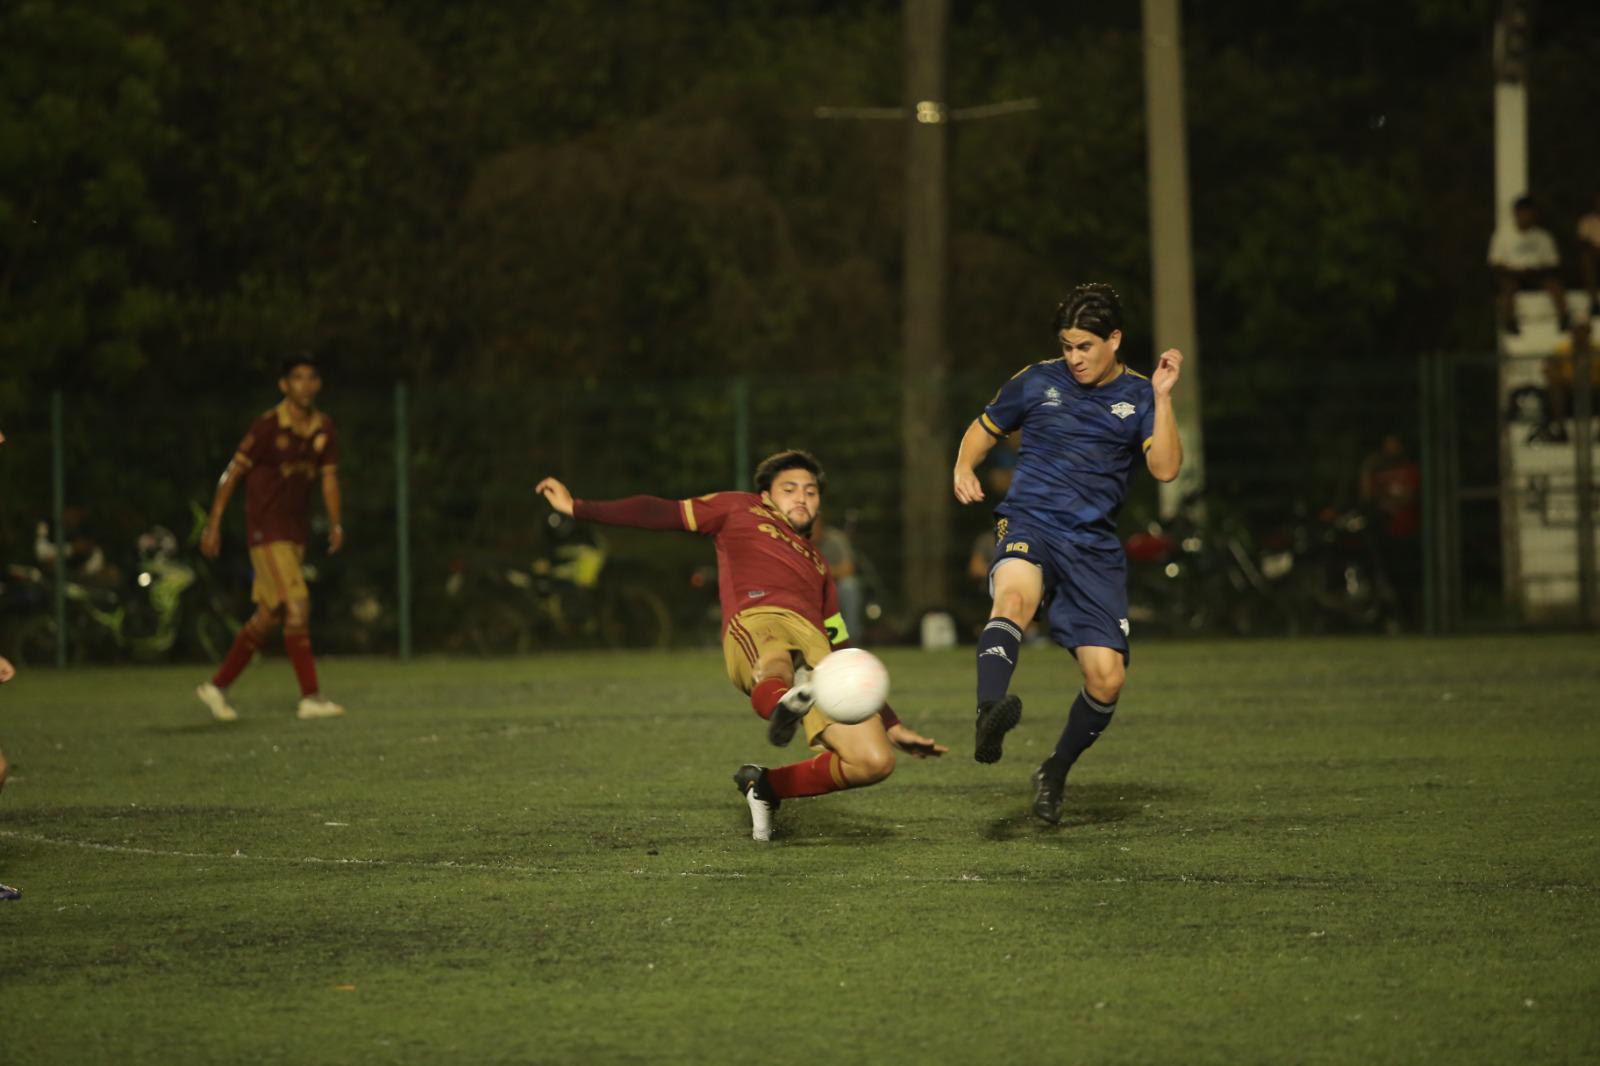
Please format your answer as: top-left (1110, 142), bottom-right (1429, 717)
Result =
top-left (1488, 225), bottom-right (1560, 270)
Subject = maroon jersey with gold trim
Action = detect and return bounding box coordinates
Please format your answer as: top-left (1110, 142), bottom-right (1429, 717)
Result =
top-left (233, 401), bottom-right (339, 546)
top-left (681, 492), bottom-right (839, 635)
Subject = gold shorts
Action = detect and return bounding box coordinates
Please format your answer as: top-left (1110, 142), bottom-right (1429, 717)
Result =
top-left (249, 541), bottom-right (308, 609)
top-left (723, 606), bottom-right (834, 746)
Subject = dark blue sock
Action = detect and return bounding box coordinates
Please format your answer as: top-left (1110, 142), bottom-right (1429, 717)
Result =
top-left (1042, 688), bottom-right (1116, 778)
top-left (975, 618), bottom-right (1023, 705)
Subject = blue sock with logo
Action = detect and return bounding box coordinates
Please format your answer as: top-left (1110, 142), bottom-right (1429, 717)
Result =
top-left (1042, 688), bottom-right (1116, 779)
top-left (976, 618), bottom-right (1023, 705)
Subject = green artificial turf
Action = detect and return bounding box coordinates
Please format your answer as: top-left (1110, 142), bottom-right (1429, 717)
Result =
top-left (2, 636), bottom-right (1597, 1064)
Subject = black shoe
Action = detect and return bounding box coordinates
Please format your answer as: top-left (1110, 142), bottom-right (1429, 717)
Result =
top-left (0, 883), bottom-right (20, 901)
top-left (767, 683), bottom-right (813, 748)
top-left (733, 764), bottom-right (780, 841)
top-left (974, 694), bottom-right (1022, 764)
top-left (1031, 764), bottom-right (1065, 825)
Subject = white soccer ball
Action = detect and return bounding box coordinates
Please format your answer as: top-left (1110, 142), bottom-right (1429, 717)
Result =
top-left (811, 648), bottom-right (890, 724)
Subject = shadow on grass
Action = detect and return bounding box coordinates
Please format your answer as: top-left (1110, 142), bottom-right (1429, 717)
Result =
top-left (773, 807), bottom-right (900, 845)
top-left (982, 780), bottom-right (1188, 841)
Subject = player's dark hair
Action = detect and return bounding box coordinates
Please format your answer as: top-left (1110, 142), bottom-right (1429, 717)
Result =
top-left (1053, 283), bottom-right (1124, 340)
top-left (1513, 194), bottom-right (1535, 213)
top-left (280, 353), bottom-right (318, 377)
top-left (754, 449), bottom-right (826, 495)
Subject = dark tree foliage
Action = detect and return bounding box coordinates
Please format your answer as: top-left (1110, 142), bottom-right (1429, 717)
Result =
top-left (4, 0), bottom-right (1600, 597)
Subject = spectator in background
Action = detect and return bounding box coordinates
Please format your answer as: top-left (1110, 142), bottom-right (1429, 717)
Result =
top-left (1542, 320), bottom-right (1600, 444)
top-left (810, 513), bottom-right (864, 645)
top-left (34, 505), bottom-right (122, 589)
top-left (1358, 433), bottom-right (1422, 628)
top-left (1489, 195), bottom-right (1570, 335)
top-left (1578, 189), bottom-right (1600, 317)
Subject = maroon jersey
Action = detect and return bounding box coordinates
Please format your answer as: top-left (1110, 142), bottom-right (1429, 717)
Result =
top-left (573, 491), bottom-right (840, 637)
top-left (233, 401), bottom-right (339, 546)
top-left (682, 492), bottom-right (841, 635)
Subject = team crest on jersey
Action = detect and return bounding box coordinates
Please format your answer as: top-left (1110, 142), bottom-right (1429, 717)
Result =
top-left (1042, 386), bottom-right (1063, 407)
top-left (1109, 401), bottom-right (1136, 420)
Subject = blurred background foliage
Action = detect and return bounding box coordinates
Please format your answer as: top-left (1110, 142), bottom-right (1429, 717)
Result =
top-left (3, 0), bottom-right (1598, 642)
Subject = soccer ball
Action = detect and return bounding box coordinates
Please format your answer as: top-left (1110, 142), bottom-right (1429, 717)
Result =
top-left (811, 648), bottom-right (890, 724)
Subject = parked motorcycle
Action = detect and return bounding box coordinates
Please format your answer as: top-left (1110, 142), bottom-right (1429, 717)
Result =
top-left (8, 514), bottom-right (241, 666)
top-left (442, 520), bottom-right (672, 655)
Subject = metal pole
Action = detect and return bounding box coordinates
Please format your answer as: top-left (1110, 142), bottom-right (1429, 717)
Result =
top-left (1440, 353), bottom-right (1462, 632)
top-left (394, 382), bottom-right (412, 660)
top-left (1572, 334), bottom-right (1596, 626)
top-left (1143, 0), bottom-right (1206, 518)
top-left (51, 390), bottom-right (66, 666)
top-left (733, 376), bottom-right (750, 490)
top-left (1419, 353), bottom-right (1439, 634)
top-left (901, 0), bottom-right (951, 614)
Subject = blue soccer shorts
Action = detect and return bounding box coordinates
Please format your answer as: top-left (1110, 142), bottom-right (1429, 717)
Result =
top-left (988, 516), bottom-right (1130, 662)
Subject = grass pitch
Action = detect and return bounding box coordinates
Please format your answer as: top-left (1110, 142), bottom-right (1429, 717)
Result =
top-left (2, 636), bottom-right (1597, 1064)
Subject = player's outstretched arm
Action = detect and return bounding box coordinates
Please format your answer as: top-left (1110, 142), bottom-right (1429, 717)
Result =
top-left (537, 478), bottom-right (689, 532)
top-left (953, 420), bottom-right (998, 504)
top-left (1145, 348), bottom-right (1184, 483)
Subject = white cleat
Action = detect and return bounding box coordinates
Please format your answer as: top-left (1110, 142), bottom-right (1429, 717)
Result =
top-left (733, 764), bottom-right (778, 842)
top-left (196, 682), bottom-right (238, 722)
top-left (296, 696), bottom-right (345, 720)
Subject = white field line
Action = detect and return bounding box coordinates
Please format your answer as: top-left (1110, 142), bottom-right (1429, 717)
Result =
top-left (4, 829), bottom-right (1592, 892)
top-left (0, 829), bottom-right (680, 877)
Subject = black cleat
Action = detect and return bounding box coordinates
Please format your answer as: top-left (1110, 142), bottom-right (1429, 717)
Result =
top-left (974, 694), bottom-right (1022, 764)
top-left (733, 764), bottom-right (780, 841)
top-left (1031, 764), bottom-right (1065, 825)
top-left (767, 683), bottom-right (813, 748)
top-left (0, 883), bottom-right (20, 901)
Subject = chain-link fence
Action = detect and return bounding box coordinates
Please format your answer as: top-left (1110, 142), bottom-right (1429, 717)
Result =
top-left (1, 357), bottom-right (1593, 666)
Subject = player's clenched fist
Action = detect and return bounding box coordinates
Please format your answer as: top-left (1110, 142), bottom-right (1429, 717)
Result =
top-left (1152, 348), bottom-right (1184, 397)
top-left (536, 477), bottom-right (574, 516)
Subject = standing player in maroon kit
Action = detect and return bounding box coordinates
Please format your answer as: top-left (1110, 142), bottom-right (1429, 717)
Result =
top-left (536, 450), bottom-right (946, 841)
top-left (195, 356), bottom-right (346, 721)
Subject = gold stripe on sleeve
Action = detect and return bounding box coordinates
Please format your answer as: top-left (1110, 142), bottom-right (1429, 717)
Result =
top-left (980, 412), bottom-right (1005, 437)
top-left (1142, 436), bottom-right (1154, 452)
top-left (681, 499), bottom-right (697, 531)
top-left (232, 452), bottom-right (254, 470)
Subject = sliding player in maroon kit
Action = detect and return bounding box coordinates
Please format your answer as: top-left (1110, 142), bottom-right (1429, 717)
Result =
top-left (537, 450), bottom-right (946, 841)
top-left (195, 356), bottom-right (346, 721)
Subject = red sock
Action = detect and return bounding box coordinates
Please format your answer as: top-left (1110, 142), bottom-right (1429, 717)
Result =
top-left (211, 628), bottom-right (260, 689)
top-left (767, 751), bottom-right (844, 799)
top-left (284, 629), bottom-right (319, 698)
top-left (750, 677), bottom-right (788, 720)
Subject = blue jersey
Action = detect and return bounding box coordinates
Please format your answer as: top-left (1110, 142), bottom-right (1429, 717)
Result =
top-left (979, 359), bottom-right (1156, 548)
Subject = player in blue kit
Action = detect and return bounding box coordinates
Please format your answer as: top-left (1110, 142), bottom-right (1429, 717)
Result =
top-left (952, 284), bottom-right (1184, 823)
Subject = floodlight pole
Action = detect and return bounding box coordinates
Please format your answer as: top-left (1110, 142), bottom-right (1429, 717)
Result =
top-left (1142, 0), bottom-right (1205, 519)
top-left (818, 0), bottom-right (1037, 617)
top-left (901, 0), bottom-right (951, 617)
